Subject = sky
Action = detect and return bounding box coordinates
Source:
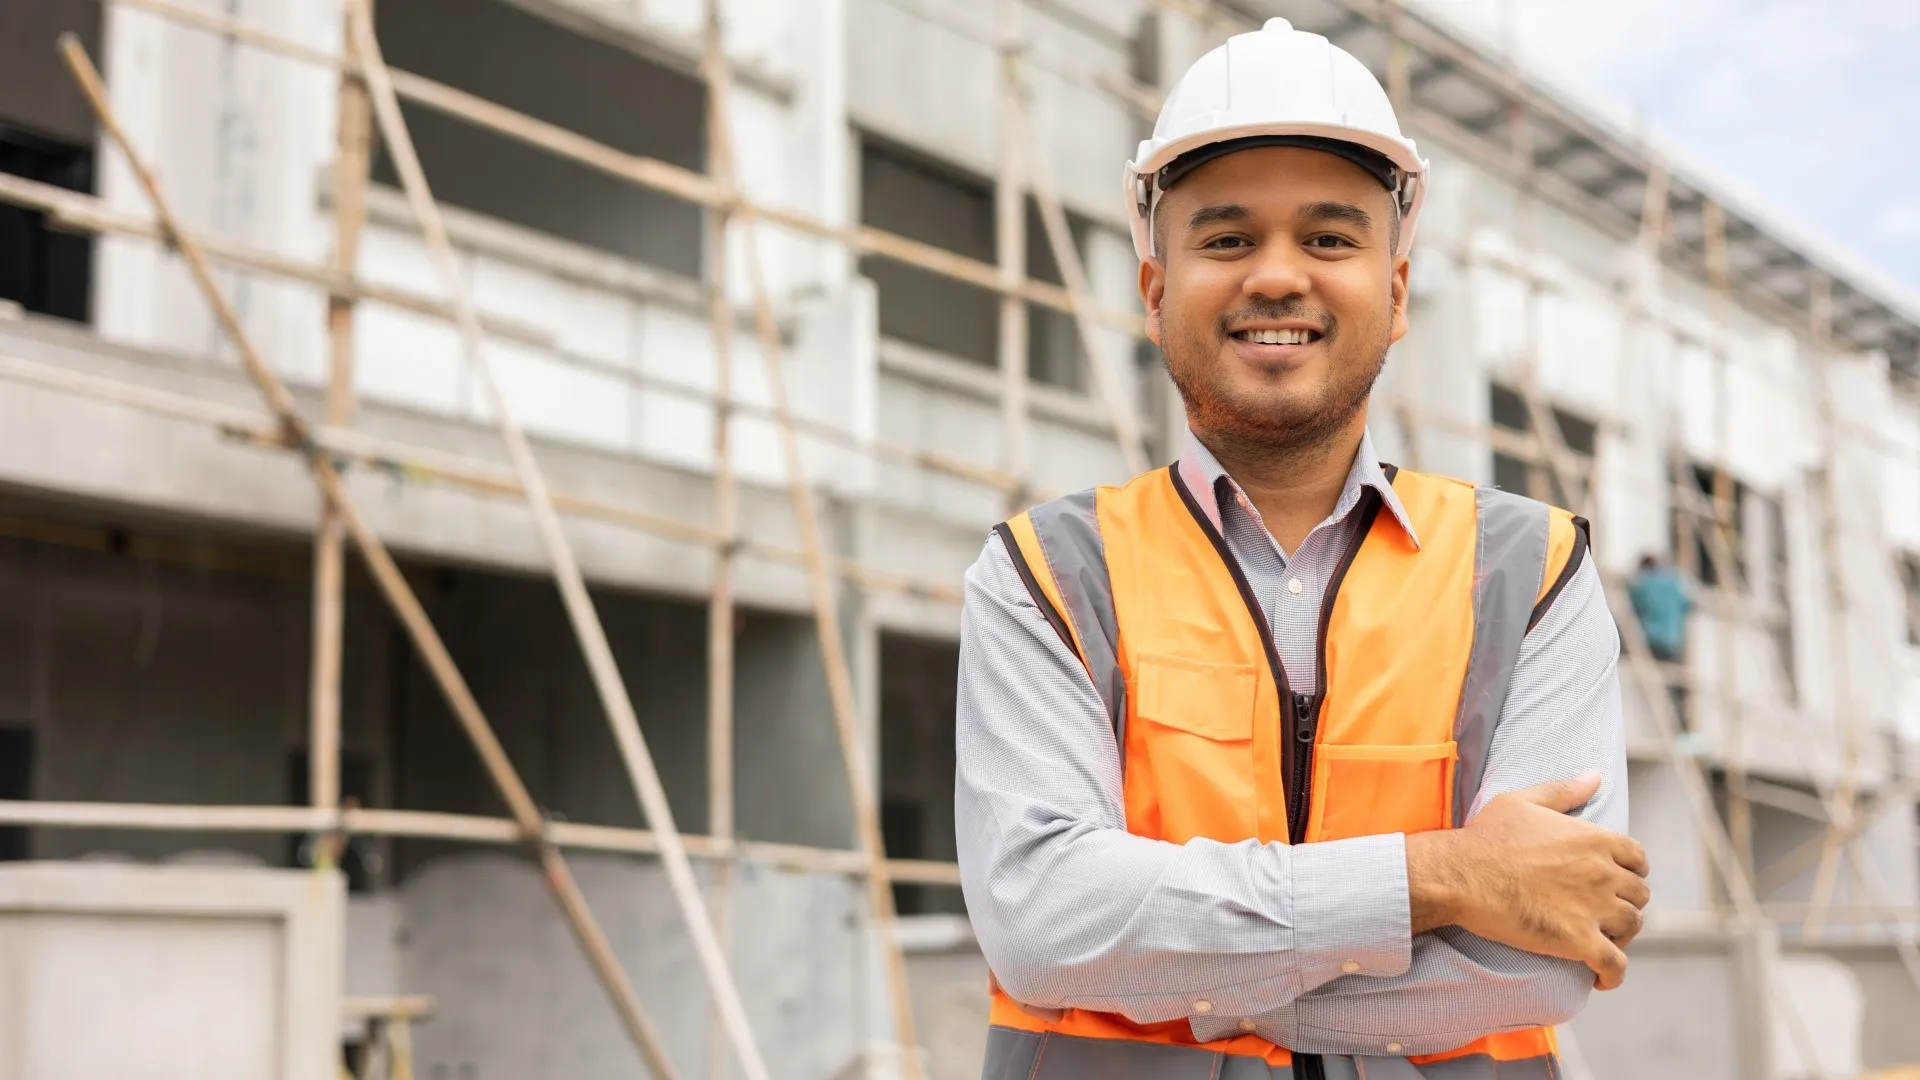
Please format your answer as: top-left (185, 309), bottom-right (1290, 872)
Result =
top-left (1407, 0), bottom-right (1920, 297)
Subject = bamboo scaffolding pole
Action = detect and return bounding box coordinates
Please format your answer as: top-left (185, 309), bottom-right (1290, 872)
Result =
top-left (870, 0), bottom-right (1162, 120)
top-left (110, 0), bottom-right (1123, 334)
top-left (55, 34), bottom-right (684, 1080)
top-left (13, 118), bottom-right (1909, 477)
top-left (0, 350), bottom-right (971, 606)
top-left (726, 118), bottom-right (930, 1080)
top-left (1017, 88), bottom-right (1151, 476)
top-left (0, 800), bottom-right (962, 886)
top-left (1492, 91), bottom-right (1826, 1071)
top-left (699, 3), bottom-right (742, 1077)
top-left (995, 0), bottom-right (1033, 513)
top-left (342, 5), bottom-right (770, 1075)
top-left (1755, 774), bottom-right (1920, 895)
top-left (1704, 201), bottom-right (1754, 882)
top-left (311, 0), bottom-right (374, 834)
top-left (0, 343), bottom-right (1812, 649)
top-left (1753, 626), bottom-right (1920, 1006)
top-left (0, 168), bottom-right (1023, 498)
top-left (1844, 846), bottom-right (1920, 990)
top-left (1803, 275), bottom-right (1859, 944)
top-left (134, 0), bottom-right (1866, 398)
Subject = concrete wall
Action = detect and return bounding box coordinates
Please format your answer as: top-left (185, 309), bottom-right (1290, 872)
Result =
top-left (0, 495), bottom-right (881, 1077)
top-left (391, 854), bottom-right (865, 1080)
top-left (1571, 936), bottom-right (1752, 1080)
top-left (0, 862), bottom-right (344, 1080)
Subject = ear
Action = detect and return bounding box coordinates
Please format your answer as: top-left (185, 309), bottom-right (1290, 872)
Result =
top-left (1388, 253), bottom-right (1411, 345)
top-left (1139, 256), bottom-right (1167, 347)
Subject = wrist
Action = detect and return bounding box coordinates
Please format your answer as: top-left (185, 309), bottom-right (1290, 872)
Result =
top-left (1405, 830), bottom-right (1470, 934)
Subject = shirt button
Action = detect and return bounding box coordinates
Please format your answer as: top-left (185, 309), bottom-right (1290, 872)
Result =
top-left (1387, 1043), bottom-right (1404, 1054)
top-left (1238, 1018), bottom-right (1258, 1032)
top-left (1193, 1000), bottom-right (1213, 1015)
top-left (1287, 577), bottom-right (1303, 595)
top-left (1341, 960), bottom-right (1361, 974)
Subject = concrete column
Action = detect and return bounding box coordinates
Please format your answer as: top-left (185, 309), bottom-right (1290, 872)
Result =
top-left (1628, 760), bottom-right (1715, 917)
top-left (1731, 923), bottom-right (1781, 1080)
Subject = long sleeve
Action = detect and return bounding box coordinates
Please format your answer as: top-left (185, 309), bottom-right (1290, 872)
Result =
top-left (1284, 556), bottom-right (1630, 1056)
top-left (954, 533), bottom-right (1414, 1027)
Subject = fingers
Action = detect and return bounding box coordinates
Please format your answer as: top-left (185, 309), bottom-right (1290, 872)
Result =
top-left (1587, 934), bottom-right (1629, 991)
top-left (1599, 899), bottom-right (1646, 950)
top-left (1512, 771), bottom-right (1603, 813)
top-left (1609, 834), bottom-right (1650, 877)
top-left (1616, 870), bottom-right (1652, 910)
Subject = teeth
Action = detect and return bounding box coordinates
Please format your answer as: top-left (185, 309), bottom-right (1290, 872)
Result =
top-left (1239, 328), bottom-right (1315, 345)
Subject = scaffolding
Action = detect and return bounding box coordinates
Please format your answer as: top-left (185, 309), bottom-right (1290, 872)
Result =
top-left (0, 0), bottom-right (1916, 1076)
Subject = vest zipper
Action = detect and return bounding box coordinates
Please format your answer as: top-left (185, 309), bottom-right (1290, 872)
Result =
top-left (1289, 691), bottom-right (1318, 845)
top-left (1168, 467), bottom-right (1389, 1074)
top-left (1290, 487), bottom-right (1385, 846)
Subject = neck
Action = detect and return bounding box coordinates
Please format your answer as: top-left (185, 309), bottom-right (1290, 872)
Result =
top-left (1195, 414), bottom-right (1367, 555)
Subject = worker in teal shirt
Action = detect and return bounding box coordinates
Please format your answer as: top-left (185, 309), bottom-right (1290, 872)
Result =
top-left (1628, 554), bottom-right (1692, 731)
top-left (1628, 554), bottom-right (1691, 661)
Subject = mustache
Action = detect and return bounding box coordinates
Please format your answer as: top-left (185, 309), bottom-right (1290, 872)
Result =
top-left (1216, 297), bottom-right (1335, 339)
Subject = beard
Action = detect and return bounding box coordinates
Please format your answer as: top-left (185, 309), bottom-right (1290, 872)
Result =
top-left (1159, 293), bottom-right (1389, 464)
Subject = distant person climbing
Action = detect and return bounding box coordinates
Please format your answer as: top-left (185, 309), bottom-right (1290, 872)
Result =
top-left (1627, 554), bottom-right (1690, 664)
top-left (1628, 553), bottom-right (1693, 734)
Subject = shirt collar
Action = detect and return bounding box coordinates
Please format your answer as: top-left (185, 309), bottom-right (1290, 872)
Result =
top-left (1176, 427), bottom-right (1422, 550)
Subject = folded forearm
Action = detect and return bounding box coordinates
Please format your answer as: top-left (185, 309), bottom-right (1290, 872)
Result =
top-left (963, 813), bottom-right (1413, 1023)
top-left (1283, 928), bottom-right (1593, 1056)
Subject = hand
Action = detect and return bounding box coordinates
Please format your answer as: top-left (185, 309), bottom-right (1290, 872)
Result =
top-left (1405, 773), bottom-right (1651, 990)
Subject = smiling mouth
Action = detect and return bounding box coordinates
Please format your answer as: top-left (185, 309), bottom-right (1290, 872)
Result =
top-left (1230, 328), bottom-right (1323, 345)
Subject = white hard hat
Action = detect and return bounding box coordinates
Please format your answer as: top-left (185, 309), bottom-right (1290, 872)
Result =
top-left (1126, 17), bottom-right (1429, 260)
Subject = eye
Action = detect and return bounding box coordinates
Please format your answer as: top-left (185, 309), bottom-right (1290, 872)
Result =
top-left (1202, 234), bottom-right (1252, 250)
top-left (1305, 234), bottom-right (1356, 250)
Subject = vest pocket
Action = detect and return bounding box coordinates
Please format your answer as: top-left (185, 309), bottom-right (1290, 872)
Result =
top-left (1133, 654), bottom-right (1259, 842)
top-left (1305, 741), bottom-right (1457, 843)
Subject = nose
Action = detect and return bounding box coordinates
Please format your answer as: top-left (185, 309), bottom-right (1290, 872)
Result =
top-left (1239, 240), bottom-right (1313, 304)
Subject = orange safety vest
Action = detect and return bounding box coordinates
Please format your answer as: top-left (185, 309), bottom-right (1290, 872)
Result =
top-left (982, 462), bottom-right (1588, 1080)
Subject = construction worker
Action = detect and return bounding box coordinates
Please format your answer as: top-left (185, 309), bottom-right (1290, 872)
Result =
top-left (955, 18), bottom-right (1648, 1080)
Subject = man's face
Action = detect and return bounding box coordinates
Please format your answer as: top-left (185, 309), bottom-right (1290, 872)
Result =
top-left (1140, 147), bottom-right (1410, 453)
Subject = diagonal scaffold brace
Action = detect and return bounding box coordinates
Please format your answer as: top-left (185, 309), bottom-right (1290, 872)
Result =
top-left (55, 32), bottom-right (687, 1080)
top-left (338, 1), bottom-right (776, 1077)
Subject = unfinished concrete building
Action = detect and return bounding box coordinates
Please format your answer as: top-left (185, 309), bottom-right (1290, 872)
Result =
top-left (0, 1), bottom-right (1916, 1078)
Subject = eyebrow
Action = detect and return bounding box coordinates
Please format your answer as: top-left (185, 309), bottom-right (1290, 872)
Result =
top-left (1185, 203), bottom-right (1252, 232)
top-left (1299, 200), bottom-right (1375, 232)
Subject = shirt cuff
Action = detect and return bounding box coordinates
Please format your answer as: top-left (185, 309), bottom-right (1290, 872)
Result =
top-left (1186, 833), bottom-right (1413, 1044)
top-left (1291, 832), bottom-right (1413, 984)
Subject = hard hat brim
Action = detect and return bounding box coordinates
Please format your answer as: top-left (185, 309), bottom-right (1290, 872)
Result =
top-left (1125, 122), bottom-right (1429, 261)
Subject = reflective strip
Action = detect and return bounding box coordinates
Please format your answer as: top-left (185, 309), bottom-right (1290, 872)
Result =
top-left (1355, 1055), bottom-right (1557, 1079)
top-left (1451, 486), bottom-right (1552, 826)
top-left (983, 1028), bottom-right (1555, 1079)
top-left (1528, 515), bottom-right (1590, 632)
top-left (1028, 490), bottom-right (1127, 744)
top-left (982, 1027), bottom-right (1295, 1079)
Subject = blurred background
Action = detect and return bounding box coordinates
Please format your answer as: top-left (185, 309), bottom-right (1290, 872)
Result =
top-left (0, 1), bottom-right (1917, 1079)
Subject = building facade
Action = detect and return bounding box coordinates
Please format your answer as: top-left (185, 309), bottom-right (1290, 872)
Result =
top-left (0, 0), bottom-right (1917, 1077)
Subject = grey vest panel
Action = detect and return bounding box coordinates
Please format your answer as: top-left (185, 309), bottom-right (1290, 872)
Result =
top-left (1026, 489), bottom-right (1127, 745)
top-left (1450, 486), bottom-right (1554, 826)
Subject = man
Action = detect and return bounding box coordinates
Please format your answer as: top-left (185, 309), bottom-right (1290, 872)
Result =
top-left (1628, 553), bottom-right (1693, 733)
top-left (955, 18), bottom-right (1648, 1080)
top-left (1628, 554), bottom-right (1691, 665)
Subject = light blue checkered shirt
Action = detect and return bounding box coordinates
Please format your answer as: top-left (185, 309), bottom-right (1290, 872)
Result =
top-left (954, 429), bottom-right (1628, 1060)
